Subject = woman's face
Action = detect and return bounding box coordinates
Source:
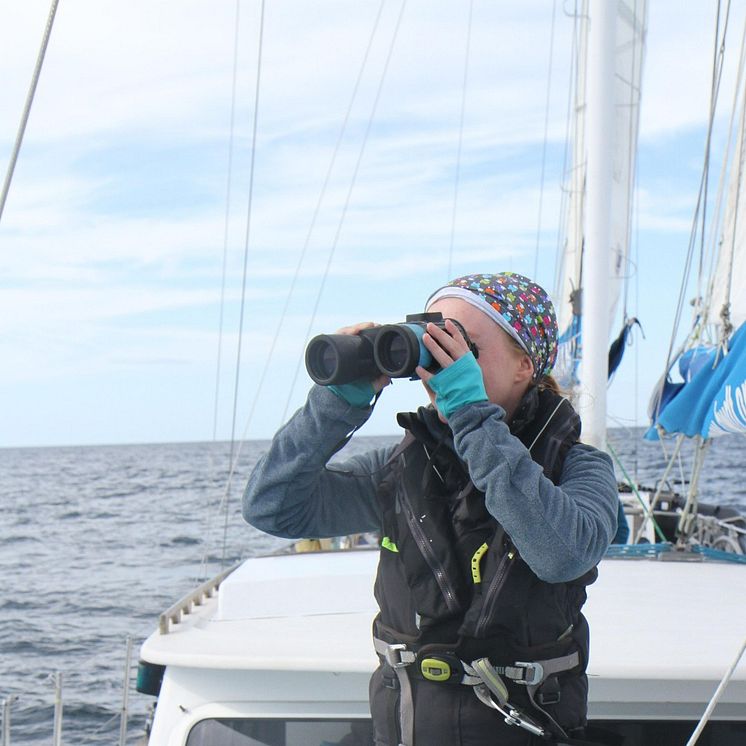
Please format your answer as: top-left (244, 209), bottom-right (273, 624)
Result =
top-left (425, 298), bottom-right (533, 419)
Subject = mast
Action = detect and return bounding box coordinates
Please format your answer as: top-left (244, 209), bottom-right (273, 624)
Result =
top-left (581, 0), bottom-right (616, 449)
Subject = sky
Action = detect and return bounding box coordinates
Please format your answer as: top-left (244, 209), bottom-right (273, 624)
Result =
top-left (1, 0), bottom-right (744, 448)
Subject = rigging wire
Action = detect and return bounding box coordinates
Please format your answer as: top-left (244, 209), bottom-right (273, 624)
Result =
top-left (533, 0), bottom-right (558, 283)
top-left (701, 15), bottom-right (746, 323)
top-left (221, 0), bottom-right (266, 569)
top-left (699, 0), bottom-right (732, 291)
top-left (611, 0), bottom-right (645, 468)
top-left (720, 60), bottom-right (746, 343)
top-left (654, 0), bottom-right (732, 420)
top-left (212, 0), bottom-right (242, 442)
top-left (552, 0), bottom-right (581, 301)
top-left (238, 0), bottom-right (387, 439)
top-left (632, 135), bottom-right (641, 479)
top-left (694, 1), bottom-right (725, 292)
top-left (607, 441), bottom-right (667, 543)
top-left (281, 0), bottom-right (409, 424)
top-left (199, 1), bottom-right (392, 577)
top-left (716, 11), bottom-right (746, 344)
top-left (620, 0), bottom-right (645, 325)
top-left (631, 432), bottom-right (686, 544)
top-left (200, 0), bottom-right (243, 579)
top-left (610, 0), bottom-right (645, 474)
top-left (447, 0), bottom-right (474, 280)
top-left (0, 0), bottom-right (60, 225)
top-left (201, 0), bottom-right (406, 571)
top-left (697, 0), bottom-right (738, 348)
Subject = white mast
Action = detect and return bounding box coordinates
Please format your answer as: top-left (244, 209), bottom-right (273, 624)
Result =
top-left (581, 0), bottom-right (616, 449)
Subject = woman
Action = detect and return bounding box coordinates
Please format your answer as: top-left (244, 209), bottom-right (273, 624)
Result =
top-left (243, 272), bottom-right (618, 746)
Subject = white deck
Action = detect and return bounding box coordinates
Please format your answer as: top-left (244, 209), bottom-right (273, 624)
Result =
top-left (141, 548), bottom-right (746, 724)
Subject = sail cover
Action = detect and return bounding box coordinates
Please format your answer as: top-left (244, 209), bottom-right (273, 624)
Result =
top-left (650, 321), bottom-right (746, 439)
top-left (554, 0), bottom-right (647, 388)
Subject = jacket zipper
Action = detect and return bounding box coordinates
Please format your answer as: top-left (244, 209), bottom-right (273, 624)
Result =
top-left (399, 488), bottom-right (461, 615)
top-left (474, 548), bottom-right (515, 637)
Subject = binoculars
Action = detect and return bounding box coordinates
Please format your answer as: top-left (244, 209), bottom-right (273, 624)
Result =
top-left (304, 312), bottom-right (477, 385)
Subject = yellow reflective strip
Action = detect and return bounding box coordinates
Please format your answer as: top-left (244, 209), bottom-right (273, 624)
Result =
top-left (381, 536), bottom-right (399, 553)
top-left (471, 542), bottom-right (489, 583)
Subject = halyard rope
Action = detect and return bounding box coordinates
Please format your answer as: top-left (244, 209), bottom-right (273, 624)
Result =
top-left (0, 0), bottom-right (60, 224)
top-left (686, 635), bottom-right (746, 745)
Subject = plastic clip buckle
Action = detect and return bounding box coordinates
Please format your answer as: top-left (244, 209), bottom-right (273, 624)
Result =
top-left (513, 661), bottom-right (544, 687)
top-left (384, 643), bottom-right (414, 669)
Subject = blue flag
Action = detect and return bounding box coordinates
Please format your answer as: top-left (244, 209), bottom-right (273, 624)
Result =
top-left (650, 322), bottom-right (746, 439)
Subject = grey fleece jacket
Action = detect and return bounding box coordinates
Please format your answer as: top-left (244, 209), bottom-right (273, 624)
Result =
top-left (243, 385), bottom-right (618, 583)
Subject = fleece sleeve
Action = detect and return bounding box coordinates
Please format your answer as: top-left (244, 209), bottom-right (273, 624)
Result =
top-left (242, 385), bottom-right (392, 539)
top-left (448, 401), bottom-right (618, 583)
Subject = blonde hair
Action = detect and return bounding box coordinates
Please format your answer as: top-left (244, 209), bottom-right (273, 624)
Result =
top-left (503, 331), bottom-right (563, 396)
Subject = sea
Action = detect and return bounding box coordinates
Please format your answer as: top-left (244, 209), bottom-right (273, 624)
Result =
top-left (1, 429), bottom-right (745, 745)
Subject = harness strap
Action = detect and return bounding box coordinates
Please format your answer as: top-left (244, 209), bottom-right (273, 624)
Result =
top-left (374, 637), bottom-right (581, 743)
top-left (496, 651), bottom-right (581, 686)
top-left (527, 683), bottom-right (568, 742)
top-left (373, 638), bottom-right (416, 746)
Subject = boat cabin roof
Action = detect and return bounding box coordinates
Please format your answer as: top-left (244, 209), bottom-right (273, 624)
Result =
top-left (141, 547), bottom-right (746, 685)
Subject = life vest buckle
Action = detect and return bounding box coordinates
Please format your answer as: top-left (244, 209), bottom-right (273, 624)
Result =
top-left (511, 660), bottom-right (544, 687)
top-left (383, 643), bottom-right (416, 669)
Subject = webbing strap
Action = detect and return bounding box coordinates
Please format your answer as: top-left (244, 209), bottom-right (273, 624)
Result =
top-left (373, 638), bottom-right (415, 746)
top-left (499, 650), bottom-right (581, 686)
top-left (468, 657), bottom-right (509, 705)
top-left (373, 637), bottom-right (580, 744)
top-left (535, 651), bottom-right (580, 678)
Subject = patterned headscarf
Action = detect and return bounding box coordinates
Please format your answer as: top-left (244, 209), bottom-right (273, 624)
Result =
top-left (426, 272), bottom-right (558, 381)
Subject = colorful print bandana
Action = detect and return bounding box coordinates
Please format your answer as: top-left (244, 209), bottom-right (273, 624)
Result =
top-left (426, 272), bottom-right (558, 381)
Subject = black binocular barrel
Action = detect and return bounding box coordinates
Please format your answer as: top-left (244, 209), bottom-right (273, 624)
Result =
top-left (304, 331), bottom-right (379, 385)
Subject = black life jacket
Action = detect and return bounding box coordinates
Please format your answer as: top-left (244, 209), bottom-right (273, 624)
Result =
top-left (371, 389), bottom-right (598, 742)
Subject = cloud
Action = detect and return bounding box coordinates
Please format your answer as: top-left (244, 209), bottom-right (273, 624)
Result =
top-left (1, 0), bottom-right (742, 445)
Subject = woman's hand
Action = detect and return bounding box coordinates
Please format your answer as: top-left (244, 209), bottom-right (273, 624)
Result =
top-left (335, 321), bottom-right (377, 335)
top-left (335, 321), bottom-right (391, 393)
top-left (416, 319), bottom-right (470, 385)
top-left (417, 319), bottom-right (488, 418)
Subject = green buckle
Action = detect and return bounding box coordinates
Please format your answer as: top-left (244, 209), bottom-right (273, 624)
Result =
top-left (420, 656), bottom-right (453, 682)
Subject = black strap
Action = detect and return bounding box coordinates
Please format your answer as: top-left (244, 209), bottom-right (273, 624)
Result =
top-left (384, 680), bottom-right (400, 746)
